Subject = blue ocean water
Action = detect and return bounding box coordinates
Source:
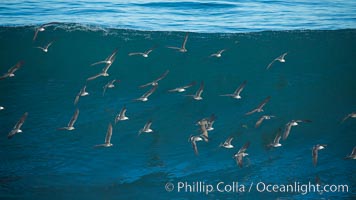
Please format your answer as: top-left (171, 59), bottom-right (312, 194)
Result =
top-left (0, 0), bottom-right (356, 32)
top-left (0, 1), bottom-right (356, 200)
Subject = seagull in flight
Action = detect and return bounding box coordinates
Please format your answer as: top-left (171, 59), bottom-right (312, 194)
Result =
top-left (197, 114), bottom-right (216, 131)
top-left (167, 33), bottom-right (189, 52)
top-left (283, 119), bottom-right (311, 140)
top-left (168, 81), bottom-right (196, 93)
top-left (219, 136), bottom-right (234, 149)
top-left (58, 109), bottom-right (79, 131)
top-left (103, 79), bottom-right (119, 96)
top-left (186, 81), bottom-right (204, 100)
top-left (94, 123), bottom-right (113, 148)
top-left (197, 119), bottom-right (209, 142)
top-left (33, 22), bottom-right (60, 41)
top-left (189, 135), bottom-right (203, 155)
top-left (245, 96), bottom-right (271, 116)
top-left (139, 120), bottom-right (153, 135)
top-left (7, 112), bottom-right (28, 139)
top-left (134, 85), bottom-right (158, 102)
top-left (210, 49), bottom-right (227, 58)
top-left (140, 70), bottom-right (169, 88)
top-left (233, 141), bottom-right (250, 168)
top-left (206, 114), bottom-right (216, 131)
top-left (255, 115), bottom-right (275, 128)
top-left (266, 52), bottom-right (288, 70)
top-left (312, 144), bottom-right (327, 166)
top-left (87, 63), bottom-right (113, 81)
top-left (128, 46), bottom-right (156, 57)
top-left (0, 61), bottom-right (24, 80)
top-left (220, 80), bottom-right (247, 99)
top-left (115, 106), bottom-right (129, 124)
top-left (74, 85), bottom-right (89, 105)
top-left (91, 48), bottom-right (118, 66)
top-left (267, 133), bottom-right (282, 148)
top-left (35, 40), bottom-right (55, 53)
top-left (87, 55), bottom-right (116, 81)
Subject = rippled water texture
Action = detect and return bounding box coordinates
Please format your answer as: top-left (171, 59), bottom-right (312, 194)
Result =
top-left (0, 0), bottom-right (355, 32)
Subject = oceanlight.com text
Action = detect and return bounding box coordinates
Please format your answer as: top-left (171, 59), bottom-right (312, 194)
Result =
top-left (165, 181), bottom-right (349, 195)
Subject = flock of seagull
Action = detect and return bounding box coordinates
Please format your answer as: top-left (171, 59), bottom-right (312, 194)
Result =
top-left (1, 22), bottom-right (355, 170)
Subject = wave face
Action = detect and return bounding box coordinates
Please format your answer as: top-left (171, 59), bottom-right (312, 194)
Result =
top-left (1, 0), bottom-right (356, 32)
top-left (0, 26), bottom-right (355, 199)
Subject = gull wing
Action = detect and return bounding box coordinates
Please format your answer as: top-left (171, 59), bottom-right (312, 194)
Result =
top-left (107, 48), bottom-right (118, 62)
top-left (41, 22), bottom-right (61, 28)
top-left (238, 141), bottom-right (250, 154)
top-left (8, 112), bottom-right (28, 139)
top-left (219, 49), bottom-right (226, 54)
top-left (279, 52), bottom-right (288, 60)
top-left (102, 60), bottom-right (114, 73)
top-left (105, 123), bottom-right (113, 144)
top-left (119, 106), bottom-right (127, 117)
top-left (142, 85), bottom-right (158, 98)
top-left (266, 59), bottom-right (277, 70)
top-left (87, 73), bottom-right (103, 81)
top-left (255, 116), bottom-right (265, 128)
top-left (155, 70), bottom-right (169, 82)
top-left (341, 112), bottom-right (355, 123)
top-left (167, 46), bottom-right (181, 50)
top-left (191, 139), bottom-right (199, 155)
top-left (128, 52), bottom-right (144, 56)
top-left (143, 120), bottom-right (152, 130)
top-left (90, 60), bottom-right (107, 66)
top-left (245, 108), bottom-right (258, 116)
top-left (182, 81), bottom-right (196, 89)
top-left (195, 81), bottom-right (204, 97)
top-left (182, 33), bottom-right (189, 49)
top-left (144, 47), bottom-right (155, 55)
top-left (273, 133), bottom-right (282, 144)
top-left (74, 93), bottom-right (80, 105)
top-left (233, 80), bottom-right (247, 96)
top-left (8, 61), bottom-right (24, 74)
top-left (33, 29), bottom-right (40, 41)
top-left (283, 122), bottom-right (293, 140)
top-left (68, 109), bottom-right (79, 127)
top-left (312, 146), bottom-right (318, 166)
top-left (14, 112), bottom-right (28, 130)
top-left (225, 136), bottom-right (233, 145)
top-left (235, 154), bottom-right (243, 168)
top-left (257, 96), bottom-right (271, 110)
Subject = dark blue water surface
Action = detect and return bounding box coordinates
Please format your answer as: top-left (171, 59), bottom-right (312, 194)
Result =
top-left (0, 0), bottom-right (356, 32)
top-left (0, 1), bottom-right (355, 200)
